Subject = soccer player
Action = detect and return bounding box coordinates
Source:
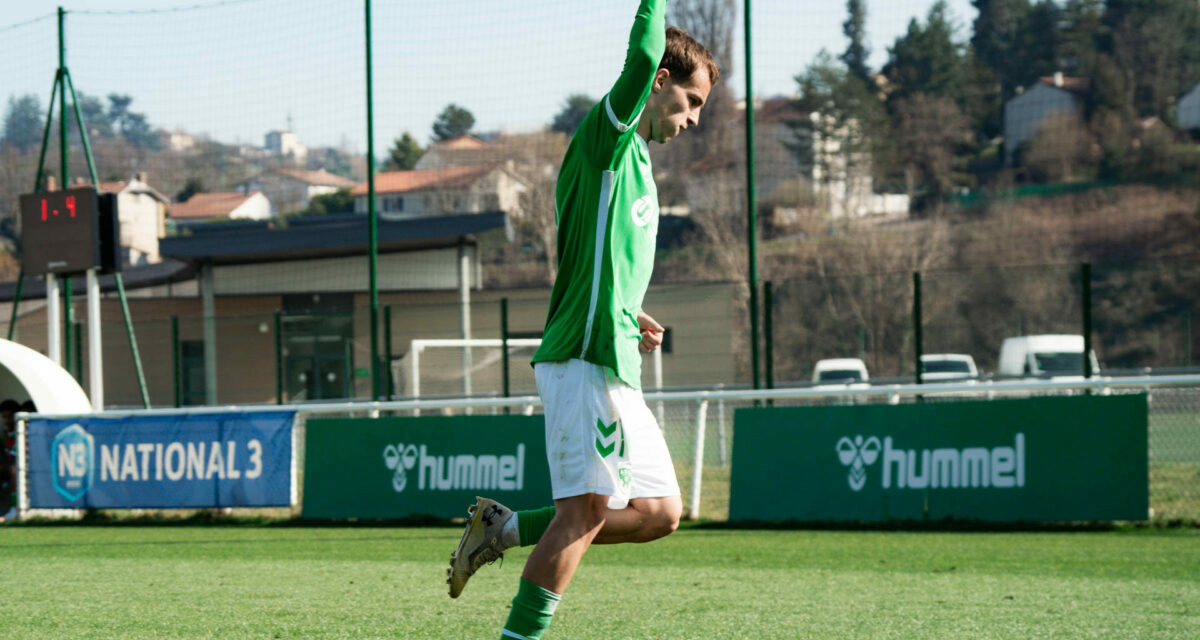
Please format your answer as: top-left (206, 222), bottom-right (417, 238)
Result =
top-left (446, 1), bottom-right (717, 638)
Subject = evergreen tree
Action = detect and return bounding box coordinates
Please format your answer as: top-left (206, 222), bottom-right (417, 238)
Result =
top-left (1016, 1), bottom-right (1063, 87)
top-left (970, 0), bottom-right (1031, 99)
top-left (107, 94), bottom-right (160, 151)
top-left (841, 0), bottom-right (871, 84)
top-left (1058, 0), bottom-right (1103, 75)
top-left (431, 104), bottom-right (475, 142)
top-left (550, 94), bottom-right (595, 135)
top-left (386, 131), bottom-right (423, 170)
top-left (882, 1), bottom-right (963, 106)
top-left (1, 95), bottom-right (43, 154)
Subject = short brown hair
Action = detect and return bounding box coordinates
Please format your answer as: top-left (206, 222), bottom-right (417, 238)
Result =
top-left (660, 26), bottom-right (720, 86)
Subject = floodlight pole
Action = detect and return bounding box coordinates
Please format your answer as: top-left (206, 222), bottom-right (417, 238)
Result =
top-left (744, 0), bottom-right (761, 391)
top-left (365, 0), bottom-right (381, 400)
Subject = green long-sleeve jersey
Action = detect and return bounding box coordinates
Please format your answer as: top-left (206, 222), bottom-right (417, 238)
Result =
top-left (531, 0), bottom-right (666, 389)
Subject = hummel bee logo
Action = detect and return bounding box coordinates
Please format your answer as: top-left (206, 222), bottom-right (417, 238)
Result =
top-left (836, 435), bottom-right (882, 492)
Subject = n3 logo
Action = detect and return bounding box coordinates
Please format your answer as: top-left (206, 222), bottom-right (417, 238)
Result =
top-left (51, 424), bottom-right (95, 501)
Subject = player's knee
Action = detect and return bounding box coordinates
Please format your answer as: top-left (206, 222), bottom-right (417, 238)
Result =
top-left (646, 499), bottom-right (682, 540)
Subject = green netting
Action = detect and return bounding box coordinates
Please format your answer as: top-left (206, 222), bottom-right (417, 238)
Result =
top-left (1, 1), bottom-right (1198, 401)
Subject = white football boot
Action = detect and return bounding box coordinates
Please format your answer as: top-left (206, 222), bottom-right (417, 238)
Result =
top-left (447, 496), bottom-right (513, 598)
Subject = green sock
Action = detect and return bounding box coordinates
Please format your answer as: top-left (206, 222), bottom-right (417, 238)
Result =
top-left (516, 506), bottom-right (555, 547)
top-left (500, 577), bottom-right (561, 640)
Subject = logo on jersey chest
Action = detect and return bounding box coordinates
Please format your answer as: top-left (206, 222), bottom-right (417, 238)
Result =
top-left (631, 195), bottom-right (657, 230)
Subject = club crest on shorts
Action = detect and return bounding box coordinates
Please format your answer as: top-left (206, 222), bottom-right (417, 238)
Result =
top-left (836, 435), bottom-right (881, 492)
top-left (618, 464), bottom-right (632, 489)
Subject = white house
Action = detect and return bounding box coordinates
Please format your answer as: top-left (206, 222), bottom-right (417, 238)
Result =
top-left (351, 165), bottom-right (526, 218)
top-left (161, 129), bottom-right (197, 153)
top-left (686, 97), bottom-right (906, 223)
top-left (264, 129), bottom-right (307, 163)
top-left (239, 168), bottom-right (358, 215)
top-left (169, 191), bottom-right (272, 222)
top-left (1178, 82), bottom-right (1200, 132)
top-left (413, 135), bottom-right (491, 170)
top-left (93, 174), bottom-right (171, 265)
top-left (1004, 73), bottom-right (1089, 165)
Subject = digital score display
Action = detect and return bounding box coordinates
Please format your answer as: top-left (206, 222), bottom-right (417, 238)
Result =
top-left (19, 187), bottom-right (112, 276)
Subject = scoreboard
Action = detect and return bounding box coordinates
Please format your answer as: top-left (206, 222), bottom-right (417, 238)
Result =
top-left (19, 187), bottom-right (120, 276)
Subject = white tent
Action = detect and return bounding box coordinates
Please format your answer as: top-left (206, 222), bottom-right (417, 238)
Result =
top-left (0, 339), bottom-right (92, 415)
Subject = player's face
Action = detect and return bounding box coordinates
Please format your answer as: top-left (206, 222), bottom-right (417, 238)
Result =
top-left (649, 68), bottom-right (712, 144)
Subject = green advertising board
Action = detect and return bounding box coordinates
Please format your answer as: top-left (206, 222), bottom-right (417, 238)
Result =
top-left (303, 415), bottom-right (552, 519)
top-left (730, 395), bottom-right (1148, 523)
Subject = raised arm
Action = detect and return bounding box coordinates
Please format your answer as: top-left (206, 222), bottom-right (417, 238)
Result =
top-left (606, 0), bottom-right (666, 130)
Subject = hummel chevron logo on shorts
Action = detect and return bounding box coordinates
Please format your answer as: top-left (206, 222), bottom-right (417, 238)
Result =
top-left (594, 418), bottom-right (625, 458)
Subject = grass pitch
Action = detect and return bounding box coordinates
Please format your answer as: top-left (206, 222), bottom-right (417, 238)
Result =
top-left (1, 524), bottom-right (1197, 639)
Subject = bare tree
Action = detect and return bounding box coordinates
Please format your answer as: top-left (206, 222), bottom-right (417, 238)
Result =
top-left (892, 93), bottom-right (974, 213)
top-left (659, 0), bottom-right (739, 177)
top-left (1022, 110), bottom-right (1097, 183)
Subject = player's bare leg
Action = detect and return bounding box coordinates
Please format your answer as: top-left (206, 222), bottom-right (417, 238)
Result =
top-left (593, 496), bottom-right (682, 544)
top-left (521, 493), bottom-right (608, 593)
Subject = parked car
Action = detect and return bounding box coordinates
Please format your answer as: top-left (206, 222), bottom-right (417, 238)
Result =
top-left (812, 358), bottom-right (870, 385)
top-left (998, 335), bottom-right (1100, 379)
top-left (920, 354), bottom-right (979, 382)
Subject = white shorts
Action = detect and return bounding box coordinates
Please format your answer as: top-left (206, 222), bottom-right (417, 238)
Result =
top-left (534, 359), bottom-right (680, 509)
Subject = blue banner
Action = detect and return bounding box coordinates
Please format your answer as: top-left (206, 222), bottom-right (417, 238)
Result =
top-left (27, 411), bottom-right (294, 509)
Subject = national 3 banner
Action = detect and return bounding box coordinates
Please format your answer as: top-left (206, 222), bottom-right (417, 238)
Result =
top-left (26, 411), bottom-right (295, 509)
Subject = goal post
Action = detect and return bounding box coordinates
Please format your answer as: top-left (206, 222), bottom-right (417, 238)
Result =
top-left (403, 338), bottom-right (664, 418)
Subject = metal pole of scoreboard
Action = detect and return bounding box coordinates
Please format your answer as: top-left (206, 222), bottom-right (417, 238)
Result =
top-left (46, 275), bottom-right (61, 366)
top-left (58, 7), bottom-right (73, 379)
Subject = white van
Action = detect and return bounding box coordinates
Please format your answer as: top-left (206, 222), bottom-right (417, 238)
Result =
top-left (997, 335), bottom-right (1100, 378)
top-left (812, 358), bottom-right (870, 385)
top-left (920, 354), bottom-right (979, 382)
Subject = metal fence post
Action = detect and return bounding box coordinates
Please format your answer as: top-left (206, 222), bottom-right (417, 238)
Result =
top-left (1082, 263), bottom-right (1093, 378)
top-left (16, 416), bottom-right (27, 520)
top-left (716, 383), bottom-right (727, 467)
top-left (384, 305), bottom-right (394, 400)
top-left (689, 398), bottom-right (709, 520)
top-left (172, 316), bottom-right (181, 408)
top-left (274, 311), bottom-right (283, 405)
top-left (913, 271), bottom-right (923, 385)
top-left (764, 281), bottom-right (774, 403)
top-left (500, 298), bottom-right (510, 412)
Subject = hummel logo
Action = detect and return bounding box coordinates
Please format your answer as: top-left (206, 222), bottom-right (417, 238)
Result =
top-left (595, 418), bottom-right (625, 458)
top-left (836, 435), bottom-right (882, 492)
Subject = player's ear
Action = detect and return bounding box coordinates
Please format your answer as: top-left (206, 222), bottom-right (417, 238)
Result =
top-left (651, 68), bottom-right (670, 93)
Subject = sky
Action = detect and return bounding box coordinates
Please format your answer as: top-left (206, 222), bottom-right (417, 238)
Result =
top-left (1, 0), bottom-right (978, 155)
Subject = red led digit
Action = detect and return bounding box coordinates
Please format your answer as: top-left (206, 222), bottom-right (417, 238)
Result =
top-left (66, 195), bottom-right (76, 218)
top-left (41, 198), bottom-right (47, 221)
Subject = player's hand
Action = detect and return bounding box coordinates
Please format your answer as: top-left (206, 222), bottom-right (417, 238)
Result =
top-left (637, 311), bottom-right (664, 353)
